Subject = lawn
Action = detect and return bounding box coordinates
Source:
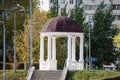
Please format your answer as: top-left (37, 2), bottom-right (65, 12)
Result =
top-left (0, 70), bottom-right (27, 80)
top-left (67, 70), bottom-right (120, 80)
top-left (0, 70), bottom-right (120, 80)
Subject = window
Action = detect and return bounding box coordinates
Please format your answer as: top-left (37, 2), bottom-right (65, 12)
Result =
top-left (69, 0), bottom-right (74, 4)
top-left (112, 5), bottom-right (116, 10)
top-left (112, 4), bottom-right (120, 10)
top-left (92, 0), bottom-right (96, 2)
top-left (61, 0), bottom-right (65, 4)
top-left (85, 5), bottom-right (97, 10)
top-left (77, 0), bottom-right (82, 4)
top-left (113, 15), bottom-right (120, 20)
top-left (50, 0), bottom-right (55, 3)
top-left (118, 15), bottom-right (120, 20)
top-left (117, 5), bottom-right (120, 10)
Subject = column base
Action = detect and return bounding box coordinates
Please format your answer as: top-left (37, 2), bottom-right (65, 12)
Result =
top-left (39, 60), bottom-right (57, 70)
top-left (51, 60), bottom-right (57, 70)
top-left (66, 59), bottom-right (84, 70)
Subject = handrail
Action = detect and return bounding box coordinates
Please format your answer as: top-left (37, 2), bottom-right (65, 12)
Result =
top-left (26, 66), bottom-right (35, 80)
top-left (59, 60), bottom-right (68, 80)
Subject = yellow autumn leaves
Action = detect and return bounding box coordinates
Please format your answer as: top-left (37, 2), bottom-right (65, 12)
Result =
top-left (113, 24), bottom-right (120, 48)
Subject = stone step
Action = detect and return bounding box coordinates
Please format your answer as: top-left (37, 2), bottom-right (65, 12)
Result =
top-left (31, 70), bottom-right (62, 80)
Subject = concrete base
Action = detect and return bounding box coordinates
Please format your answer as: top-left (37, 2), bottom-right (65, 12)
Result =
top-left (39, 60), bottom-right (57, 70)
top-left (66, 59), bottom-right (84, 70)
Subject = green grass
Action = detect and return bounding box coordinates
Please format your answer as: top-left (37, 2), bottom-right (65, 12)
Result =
top-left (0, 70), bottom-right (120, 80)
top-left (67, 70), bottom-right (120, 80)
top-left (0, 70), bottom-right (27, 80)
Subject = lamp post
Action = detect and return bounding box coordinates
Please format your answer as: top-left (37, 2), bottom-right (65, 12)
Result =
top-left (17, 4), bottom-right (26, 25)
top-left (29, 0), bottom-right (33, 67)
top-left (14, 5), bottom-right (26, 72)
top-left (88, 18), bottom-right (91, 70)
top-left (0, 21), bottom-right (6, 80)
top-left (85, 43), bottom-right (88, 70)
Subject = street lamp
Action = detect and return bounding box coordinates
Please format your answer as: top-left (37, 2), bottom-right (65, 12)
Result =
top-left (0, 21), bottom-right (6, 80)
top-left (29, 0), bottom-right (33, 67)
top-left (17, 4), bottom-right (26, 25)
top-left (85, 43), bottom-right (88, 70)
top-left (88, 17), bottom-right (92, 70)
top-left (14, 4), bottom-right (26, 72)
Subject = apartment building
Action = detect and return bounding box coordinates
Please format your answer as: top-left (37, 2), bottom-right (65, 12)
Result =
top-left (39, 0), bottom-right (82, 14)
top-left (83, 0), bottom-right (120, 25)
top-left (39, 0), bottom-right (120, 25)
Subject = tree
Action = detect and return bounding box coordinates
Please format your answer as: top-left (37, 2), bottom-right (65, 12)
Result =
top-left (113, 24), bottom-right (120, 48)
top-left (16, 9), bottom-right (48, 69)
top-left (69, 3), bottom-right (86, 61)
top-left (0, 0), bottom-right (39, 64)
top-left (70, 3), bottom-right (85, 29)
top-left (113, 24), bottom-right (120, 69)
top-left (47, 1), bottom-right (58, 18)
top-left (60, 3), bottom-right (68, 16)
top-left (91, 2), bottom-right (118, 66)
top-left (0, 0), bottom-right (29, 63)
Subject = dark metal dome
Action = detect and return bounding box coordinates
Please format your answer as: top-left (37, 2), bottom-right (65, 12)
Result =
top-left (41, 16), bottom-right (83, 32)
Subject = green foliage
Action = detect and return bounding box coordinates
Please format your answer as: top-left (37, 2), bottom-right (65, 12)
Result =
top-left (0, 0), bottom-right (39, 63)
top-left (113, 24), bottom-right (120, 48)
top-left (56, 38), bottom-right (67, 69)
top-left (69, 4), bottom-right (86, 62)
top-left (91, 2), bottom-right (118, 66)
top-left (69, 4), bottom-right (85, 29)
top-left (67, 71), bottom-right (120, 80)
top-left (47, 1), bottom-right (58, 18)
top-left (60, 3), bottom-right (68, 16)
top-left (0, 70), bottom-right (27, 80)
top-left (16, 10), bottom-right (48, 64)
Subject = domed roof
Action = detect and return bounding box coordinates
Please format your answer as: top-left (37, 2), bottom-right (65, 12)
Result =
top-left (41, 16), bottom-right (83, 32)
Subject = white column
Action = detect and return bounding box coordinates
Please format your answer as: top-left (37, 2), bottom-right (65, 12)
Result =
top-left (52, 37), bottom-right (56, 60)
top-left (40, 35), bottom-right (44, 61)
top-left (79, 36), bottom-right (84, 61)
top-left (47, 35), bottom-right (52, 61)
top-left (67, 35), bottom-right (72, 60)
top-left (72, 36), bottom-right (76, 61)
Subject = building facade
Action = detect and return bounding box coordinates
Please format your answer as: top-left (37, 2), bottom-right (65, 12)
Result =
top-left (83, 0), bottom-right (120, 25)
top-left (39, 0), bottom-right (82, 14)
top-left (39, 0), bottom-right (120, 25)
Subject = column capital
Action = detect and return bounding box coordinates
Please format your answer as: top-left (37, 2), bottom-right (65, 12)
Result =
top-left (40, 35), bottom-right (45, 38)
top-left (72, 36), bottom-right (76, 39)
top-left (68, 34), bottom-right (72, 37)
top-left (52, 36), bottom-right (56, 39)
top-left (79, 35), bottom-right (84, 38)
top-left (47, 34), bottom-right (53, 37)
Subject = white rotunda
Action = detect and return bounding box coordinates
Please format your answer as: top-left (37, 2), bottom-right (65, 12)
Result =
top-left (39, 16), bottom-right (84, 70)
